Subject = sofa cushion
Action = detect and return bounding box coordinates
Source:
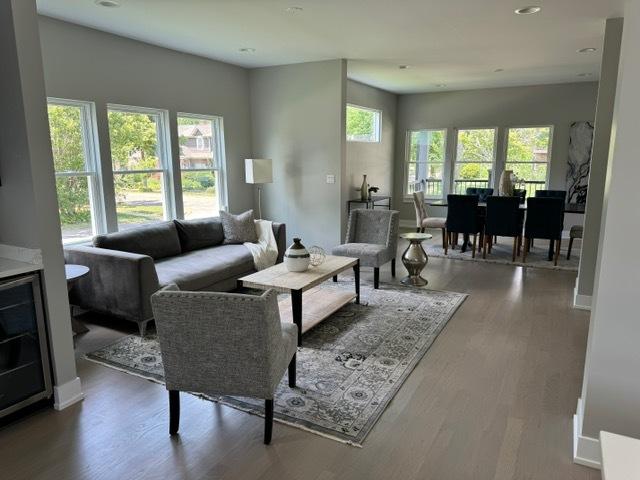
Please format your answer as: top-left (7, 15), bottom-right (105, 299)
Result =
top-left (220, 210), bottom-right (258, 244)
top-left (154, 244), bottom-right (254, 291)
top-left (174, 217), bottom-right (224, 252)
top-left (93, 221), bottom-right (182, 260)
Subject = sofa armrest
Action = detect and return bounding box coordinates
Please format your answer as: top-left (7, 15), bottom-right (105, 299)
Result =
top-left (271, 222), bottom-right (286, 263)
top-left (64, 245), bottom-right (160, 323)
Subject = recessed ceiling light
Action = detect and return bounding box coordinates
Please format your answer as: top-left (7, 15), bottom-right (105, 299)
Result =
top-left (494, 68), bottom-right (505, 73)
top-left (95, 0), bottom-right (120, 6)
top-left (434, 84), bottom-right (447, 88)
top-left (515, 6), bottom-right (541, 14)
top-left (398, 65), bottom-right (410, 70)
top-left (239, 48), bottom-right (256, 53)
top-left (577, 72), bottom-right (593, 77)
top-left (577, 47), bottom-right (598, 53)
top-left (285, 6), bottom-right (303, 13)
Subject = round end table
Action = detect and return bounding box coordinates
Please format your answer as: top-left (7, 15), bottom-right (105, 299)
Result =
top-left (65, 264), bottom-right (90, 334)
top-left (399, 233), bottom-right (432, 287)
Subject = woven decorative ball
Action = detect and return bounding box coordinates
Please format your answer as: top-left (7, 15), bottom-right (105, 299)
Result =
top-left (308, 245), bottom-right (326, 267)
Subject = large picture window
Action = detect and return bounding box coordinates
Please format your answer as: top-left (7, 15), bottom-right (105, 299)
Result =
top-left (405, 129), bottom-right (446, 198)
top-left (107, 105), bottom-right (173, 229)
top-left (47, 99), bottom-right (104, 244)
top-left (178, 114), bottom-right (227, 219)
top-left (505, 126), bottom-right (552, 197)
top-left (346, 104), bottom-right (381, 142)
top-left (453, 128), bottom-right (497, 193)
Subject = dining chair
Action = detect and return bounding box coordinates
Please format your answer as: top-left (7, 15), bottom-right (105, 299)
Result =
top-left (412, 190), bottom-right (447, 249)
top-left (483, 196), bottom-right (523, 261)
top-left (522, 197), bottom-right (565, 266)
top-left (445, 194), bottom-right (482, 258)
top-left (465, 187), bottom-right (494, 202)
top-left (535, 189), bottom-right (567, 202)
top-left (513, 189), bottom-right (527, 204)
top-left (150, 285), bottom-right (298, 444)
top-left (567, 225), bottom-right (583, 259)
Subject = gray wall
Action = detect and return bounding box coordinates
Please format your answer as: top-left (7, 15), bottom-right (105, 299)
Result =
top-left (0, 0), bottom-right (78, 395)
top-left (249, 60), bottom-right (347, 251)
top-left (346, 80), bottom-right (397, 207)
top-left (575, 19), bottom-right (623, 303)
top-left (37, 16), bottom-right (254, 219)
top-left (394, 83), bottom-right (599, 224)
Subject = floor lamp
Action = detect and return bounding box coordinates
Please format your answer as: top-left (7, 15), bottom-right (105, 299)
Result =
top-left (245, 158), bottom-right (273, 220)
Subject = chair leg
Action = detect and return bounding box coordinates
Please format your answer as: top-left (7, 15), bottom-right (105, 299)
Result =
top-left (288, 353), bottom-right (296, 388)
top-left (488, 235), bottom-right (493, 253)
top-left (138, 320), bottom-right (150, 337)
top-left (416, 227), bottom-right (421, 233)
top-left (373, 267), bottom-right (380, 289)
top-left (567, 237), bottom-right (574, 260)
top-left (391, 258), bottom-right (396, 277)
top-left (332, 275), bottom-right (338, 282)
top-left (554, 238), bottom-right (561, 266)
top-left (512, 236), bottom-right (518, 262)
top-left (471, 234), bottom-right (477, 258)
top-left (483, 234), bottom-right (488, 259)
top-left (523, 238), bottom-right (529, 263)
top-left (494, 235), bottom-right (498, 244)
top-left (264, 399), bottom-right (274, 445)
top-left (441, 228), bottom-right (446, 250)
top-left (421, 227), bottom-right (425, 233)
top-left (169, 390), bottom-right (180, 435)
top-left (517, 235), bottom-right (522, 257)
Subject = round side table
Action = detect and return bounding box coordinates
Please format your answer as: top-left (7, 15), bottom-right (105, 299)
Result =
top-left (399, 233), bottom-right (432, 287)
top-left (65, 264), bottom-right (90, 334)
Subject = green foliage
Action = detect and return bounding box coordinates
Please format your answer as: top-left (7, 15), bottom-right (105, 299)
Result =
top-left (346, 106), bottom-right (376, 140)
top-left (108, 110), bottom-right (159, 171)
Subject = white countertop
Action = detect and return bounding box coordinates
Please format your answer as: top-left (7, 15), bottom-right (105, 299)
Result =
top-left (0, 244), bottom-right (43, 280)
top-left (600, 431), bottom-right (640, 480)
top-left (0, 256), bottom-right (42, 279)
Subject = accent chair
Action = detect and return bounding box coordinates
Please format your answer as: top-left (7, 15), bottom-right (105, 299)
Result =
top-left (412, 190), bottom-right (447, 249)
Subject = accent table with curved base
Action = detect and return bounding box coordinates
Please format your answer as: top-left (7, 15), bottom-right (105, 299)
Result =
top-left (399, 233), bottom-right (432, 287)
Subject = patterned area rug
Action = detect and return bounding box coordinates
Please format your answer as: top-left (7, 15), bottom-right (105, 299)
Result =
top-left (422, 235), bottom-right (579, 271)
top-left (86, 282), bottom-right (467, 446)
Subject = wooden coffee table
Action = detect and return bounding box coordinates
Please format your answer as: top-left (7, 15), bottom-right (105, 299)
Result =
top-left (238, 256), bottom-right (360, 346)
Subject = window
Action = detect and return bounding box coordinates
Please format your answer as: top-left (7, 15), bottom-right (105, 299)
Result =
top-left (108, 105), bottom-right (173, 229)
top-left (505, 126), bottom-right (552, 197)
top-left (346, 104), bottom-right (381, 142)
top-left (178, 114), bottom-right (226, 219)
top-left (405, 129), bottom-right (446, 198)
top-left (47, 99), bottom-right (104, 244)
top-left (453, 128), bottom-right (497, 193)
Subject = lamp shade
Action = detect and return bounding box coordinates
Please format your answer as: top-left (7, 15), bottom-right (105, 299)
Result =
top-left (245, 158), bottom-right (273, 184)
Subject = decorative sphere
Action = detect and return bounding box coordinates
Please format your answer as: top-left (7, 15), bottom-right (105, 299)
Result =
top-left (308, 246), bottom-right (326, 267)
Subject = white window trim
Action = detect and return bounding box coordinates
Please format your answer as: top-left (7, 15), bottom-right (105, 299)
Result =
top-left (452, 126), bottom-right (499, 194)
top-left (107, 104), bottom-right (176, 226)
top-left (177, 112), bottom-right (228, 213)
top-left (504, 125), bottom-right (554, 190)
top-left (48, 97), bottom-right (107, 244)
top-left (346, 103), bottom-right (382, 143)
top-left (403, 128), bottom-right (448, 201)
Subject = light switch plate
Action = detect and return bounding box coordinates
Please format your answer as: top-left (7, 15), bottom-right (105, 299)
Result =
top-left (326, 174), bottom-right (336, 184)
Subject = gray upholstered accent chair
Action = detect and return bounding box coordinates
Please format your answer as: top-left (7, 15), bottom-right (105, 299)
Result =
top-left (567, 225), bottom-right (583, 260)
top-left (331, 209), bottom-right (400, 289)
top-left (412, 190), bottom-right (447, 249)
top-left (150, 285), bottom-right (298, 444)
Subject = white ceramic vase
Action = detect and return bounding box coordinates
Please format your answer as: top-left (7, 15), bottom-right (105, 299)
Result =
top-left (284, 238), bottom-right (310, 272)
top-left (499, 170), bottom-right (514, 196)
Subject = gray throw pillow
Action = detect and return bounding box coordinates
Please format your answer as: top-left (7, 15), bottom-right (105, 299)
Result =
top-left (220, 210), bottom-right (258, 244)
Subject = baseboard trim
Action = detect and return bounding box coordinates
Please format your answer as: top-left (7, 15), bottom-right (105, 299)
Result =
top-left (53, 376), bottom-right (84, 410)
top-left (573, 280), bottom-right (592, 311)
top-left (573, 398), bottom-right (601, 469)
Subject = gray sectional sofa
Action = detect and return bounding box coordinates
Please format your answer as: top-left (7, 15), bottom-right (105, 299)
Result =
top-left (64, 217), bottom-right (286, 335)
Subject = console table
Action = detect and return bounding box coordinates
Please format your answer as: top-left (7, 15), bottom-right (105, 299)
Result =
top-left (347, 195), bottom-right (391, 213)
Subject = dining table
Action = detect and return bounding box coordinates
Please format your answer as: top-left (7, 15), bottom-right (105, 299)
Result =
top-left (426, 200), bottom-right (586, 260)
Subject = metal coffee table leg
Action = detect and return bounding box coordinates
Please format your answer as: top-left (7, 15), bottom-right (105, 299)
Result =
top-left (401, 239), bottom-right (428, 286)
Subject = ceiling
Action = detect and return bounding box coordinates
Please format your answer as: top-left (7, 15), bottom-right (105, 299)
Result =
top-left (36, 0), bottom-right (624, 94)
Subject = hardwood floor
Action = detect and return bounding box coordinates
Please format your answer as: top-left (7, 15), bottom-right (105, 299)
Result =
top-left (0, 238), bottom-right (599, 480)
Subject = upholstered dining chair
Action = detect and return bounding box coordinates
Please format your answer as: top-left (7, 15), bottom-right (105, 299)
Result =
top-left (445, 194), bottom-right (483, 258)
top-left (483, 196), bottom-right (523, 261)
top-left (465, 187), bottom-right (494, 202)
top-left (567, 225), bottom-right (583, 260)
top-left (535, 189), bottom-right (567, 201)
top-left (522, 197), bottom-right (565, 266)
top-left (150, 285), bottom-right (298, 445)
top-left (332, 209), bottom-right (400, 289)
top-left (412, 190), bottom-right (447, 249)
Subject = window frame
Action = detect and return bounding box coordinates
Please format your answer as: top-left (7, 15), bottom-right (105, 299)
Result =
top-left (403, 128), bottom-right (448, 200)
top-left (452, 126), bottom-right (498, 194)
top-left (107, 103), bottom-right (175, 228)
top-left (48, 97), bottom-right (106, 244)
top-left (504, 125), bottom-right (554, 195)
top-left (346, 103), bottom-right (382, 143)
top-left (177, 112), bottom-right (228, 217)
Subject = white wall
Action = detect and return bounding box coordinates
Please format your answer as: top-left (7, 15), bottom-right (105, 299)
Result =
top-left (0, 0), bottom-right (79, 407)
top-left (37, 16), bottom-right (254, 220)
top-left (249, 60), bottom-right (347, 251)
top-left (394, 83), bottom-right (599, 224)
top-left (574, 0), bottom-right (640, 468)
top-left (346, 80), bottom-right (397, 210)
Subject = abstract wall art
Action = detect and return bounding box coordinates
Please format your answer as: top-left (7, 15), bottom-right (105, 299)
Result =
top-left (566, 121), bottom-right (595, 204)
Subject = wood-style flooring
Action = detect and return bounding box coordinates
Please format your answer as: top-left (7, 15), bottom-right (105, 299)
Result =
top-left (0, 238), bottom-right (598, 480)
